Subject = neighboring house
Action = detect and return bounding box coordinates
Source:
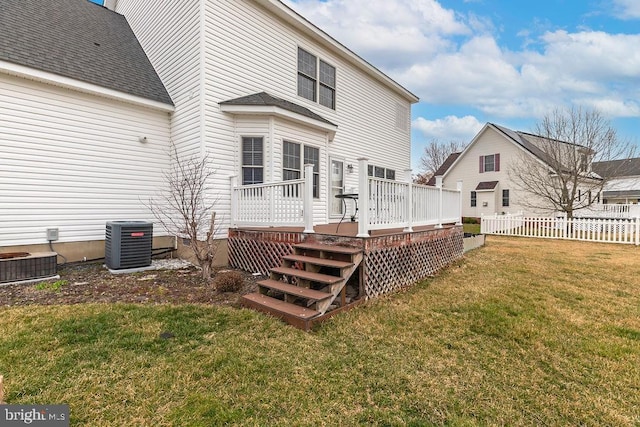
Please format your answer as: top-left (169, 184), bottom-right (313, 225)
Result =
top-left (592, 158), bottom-right (640, 204)
top-left (435, 122), bottom-right (597, 218)
top-left (0, 0), bottom-right (175, 260)
top-left (1, 0), bottom-right (420, 264)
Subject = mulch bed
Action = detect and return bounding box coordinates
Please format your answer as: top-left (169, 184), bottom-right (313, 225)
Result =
top-left (0, 260), bottom-right (261, 307)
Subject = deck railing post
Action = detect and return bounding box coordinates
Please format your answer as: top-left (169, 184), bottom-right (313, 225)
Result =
top-left (635, 216), bottom-right (640, 246)
top-left (435, 175), bottom-right (443, 229)
top-left (357, 157), bottom-right (369, 237)
top-left (456, 180), bottom-right (463, 225)
top-left (303, 163), bottom-right (314, 233)
top-left (404, 168), bottom-right (413, 232)
top-left (229, 175), bottom-right (238, 228)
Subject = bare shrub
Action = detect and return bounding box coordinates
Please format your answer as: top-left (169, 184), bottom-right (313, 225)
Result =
top-left (213, 271), bottom-right (245, 293)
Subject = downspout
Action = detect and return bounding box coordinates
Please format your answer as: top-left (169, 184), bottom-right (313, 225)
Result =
top-left (198, 0), bottom-right (207, 161)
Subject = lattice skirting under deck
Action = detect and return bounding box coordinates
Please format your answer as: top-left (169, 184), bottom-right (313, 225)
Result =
top-left (363, 228), bottom-right (463, 298)
top-left (229, 226), bottom-right (464, 298)
top-left (228, 230), bottom-right (304, 275)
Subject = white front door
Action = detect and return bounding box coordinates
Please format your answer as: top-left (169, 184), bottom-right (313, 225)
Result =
top-left (330, 159), bottom-right (344, 217)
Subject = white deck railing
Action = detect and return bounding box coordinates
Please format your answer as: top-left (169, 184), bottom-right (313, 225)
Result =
top-left (574, 204), bottom-right (640, 219)
top-left (481, 215), bottom-right (640, 245)
top-left (357, 159), bottom-right (462, 236)
top-left (230, 164), bottom-right (314, 232)
top-left (231, 160), bottom-right (463, 236)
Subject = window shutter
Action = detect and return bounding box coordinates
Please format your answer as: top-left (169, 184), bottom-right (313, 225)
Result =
top-left (479, 156), bottom-right (484, 173)
top-left (495, 153), bottom-right (500, 171)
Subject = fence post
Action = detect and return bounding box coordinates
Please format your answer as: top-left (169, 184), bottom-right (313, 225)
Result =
top-left (303, 164), bottom-right (314, 233)
top-left (636, 217), bottom-right (640, 246)
top-left (456, 180), bottom-right (463, 225)
top-left (404, 168), bottom-right (413, 232)
top-left (435, 175), bottom-right (443, 229)
top-left (357, 158), bottom-right (369, 237)
top-left (229, 175), bottom-right (238, 228)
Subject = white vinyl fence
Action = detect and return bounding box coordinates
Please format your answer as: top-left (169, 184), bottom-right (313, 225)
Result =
top-left (482, 215), bottom-right (640, 245)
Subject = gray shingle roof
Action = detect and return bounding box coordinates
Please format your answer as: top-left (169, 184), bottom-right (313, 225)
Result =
top-left (220, 92), bottom-right (336, 126)
top-left (0, 0), bottom-right (172, 105)
top-left (427, 152), bottom-right (460, 186)
top-left (592, 158), bottom-right (640, 178)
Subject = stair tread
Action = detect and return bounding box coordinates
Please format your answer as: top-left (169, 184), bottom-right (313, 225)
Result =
top-left (271, 266), bottom-right (343, 284)
top-left (242, 293), bottom-right (320, 319)
top-left (282, 254), bottom-right (354, 269)
top-left (294, 242), bottom-right (362, 255)
top-left (258, 279), bottom-right (332, 300)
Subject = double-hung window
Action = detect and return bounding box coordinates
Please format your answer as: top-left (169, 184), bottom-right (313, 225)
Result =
top-left (479, 153), bottom-right (500, 173)
top-left (502, 189), bottom-right (509, 207)
top-left (241, 137), bottom-right (263, 185)
top-left (298, 47), bottom-right (336, 109)
top-left (471, 191), bottom-right (477, 207)
top-left (283, 141), bottom-right (320, 198)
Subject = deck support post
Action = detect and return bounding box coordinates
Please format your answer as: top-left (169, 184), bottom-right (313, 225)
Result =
top-left (303, 163), bottom-right (315, 233)
top-left (357, 158), bottom-right (369, 237)
top-left (456, 180), bottom-right (463, 225)
top-left (404, 168), bottom-right (413, 232)
top-left (435, 175), bottom-right (443, 229)
top-left (230, 175), bottom-right (238, 228)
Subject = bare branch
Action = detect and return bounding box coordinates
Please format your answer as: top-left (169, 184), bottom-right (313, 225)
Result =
top-left (509, 106), bottom-right (635, 218)
top-left (144, 142), bottom-right (221, 280)
top-left (419, 139), bottom-right (466, 177)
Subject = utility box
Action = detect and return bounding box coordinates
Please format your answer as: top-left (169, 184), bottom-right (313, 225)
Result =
top-left (105, 221), bottom-right (153, 270)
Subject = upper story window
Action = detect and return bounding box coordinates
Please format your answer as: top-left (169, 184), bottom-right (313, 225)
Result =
top-left (298, 47), bottom-right (336, 109)
top-left (241, 136), bottom-right (263, 185)
top-left (479, 153), bottom-right (500, 173)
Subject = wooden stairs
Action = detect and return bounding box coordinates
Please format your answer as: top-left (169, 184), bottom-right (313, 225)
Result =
top-left (241, 242), bottom-right (363, 330)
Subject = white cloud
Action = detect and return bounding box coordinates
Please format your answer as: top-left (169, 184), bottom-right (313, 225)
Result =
top-left (412, 115), bottom-right (484, 140)
top-left (612, 0), bottom-right (640, 19)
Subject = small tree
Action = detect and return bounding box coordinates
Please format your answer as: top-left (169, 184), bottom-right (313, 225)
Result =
top-left (147, 145), bottom-right (220, 280)
top-left (419, 139), bottom-right (466, 179)
top-left (509, 107), bottom-right (635, 218)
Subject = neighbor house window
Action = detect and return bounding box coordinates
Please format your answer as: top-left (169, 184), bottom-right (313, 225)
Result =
top-left (367, 164), bottom-right (396, 180)
top-left (479, 153), bottom-right (500, 173)
top-left (241, 136), bottom-right (263, 185)
top-left (283, 141), bottom-right (319, 198)
top-left (298, 47), bottom-right (336, 109)
top-left (502, 189), bottom-right (510, 207)
top-left (471, 191), bottom-right (477, 207)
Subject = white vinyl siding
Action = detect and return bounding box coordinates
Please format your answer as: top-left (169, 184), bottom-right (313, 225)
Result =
top-left (0, 74), bottom-right (170, 246)
top-left (116, 1), bottom-right (414, 232)
top-left (115, 0), bottom-right (201, 158)
top-left (202, 1), bottom-right (411, 225)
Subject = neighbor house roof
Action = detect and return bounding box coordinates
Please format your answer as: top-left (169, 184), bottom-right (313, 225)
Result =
top-left (592, 158), bottom-right (640, 178)
top-left (475, 181), bottom-right (499, 191)
top-left (426, 152), bottom-right (461, 186)
top-left (436, 123), bottom-right (595, 179)
top-left (0, 0), bottom-right (173, 106)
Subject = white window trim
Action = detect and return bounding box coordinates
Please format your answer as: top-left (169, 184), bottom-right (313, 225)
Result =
top-left (240, 135), bottom-right (265, 186)
top-left (297, 46), bottom-right (337, 110)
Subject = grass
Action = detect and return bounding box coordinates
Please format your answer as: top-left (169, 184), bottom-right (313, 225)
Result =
top-left (34, 279), bottom-right (68, 292)
top-left (1, 236), bottom-right (640, 425)
top-left (463, 223), bottom-right (481, 234)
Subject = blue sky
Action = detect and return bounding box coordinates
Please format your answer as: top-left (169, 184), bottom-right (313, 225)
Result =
top-left (286, 0), bottom-right (640, 168)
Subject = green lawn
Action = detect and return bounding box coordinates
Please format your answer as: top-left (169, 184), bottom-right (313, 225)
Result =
top-left (1, 236), bottom-right (640, 426)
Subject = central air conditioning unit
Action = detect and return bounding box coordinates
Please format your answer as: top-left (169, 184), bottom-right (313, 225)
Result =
top-left (105, 221), bottom-right (153, 270)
